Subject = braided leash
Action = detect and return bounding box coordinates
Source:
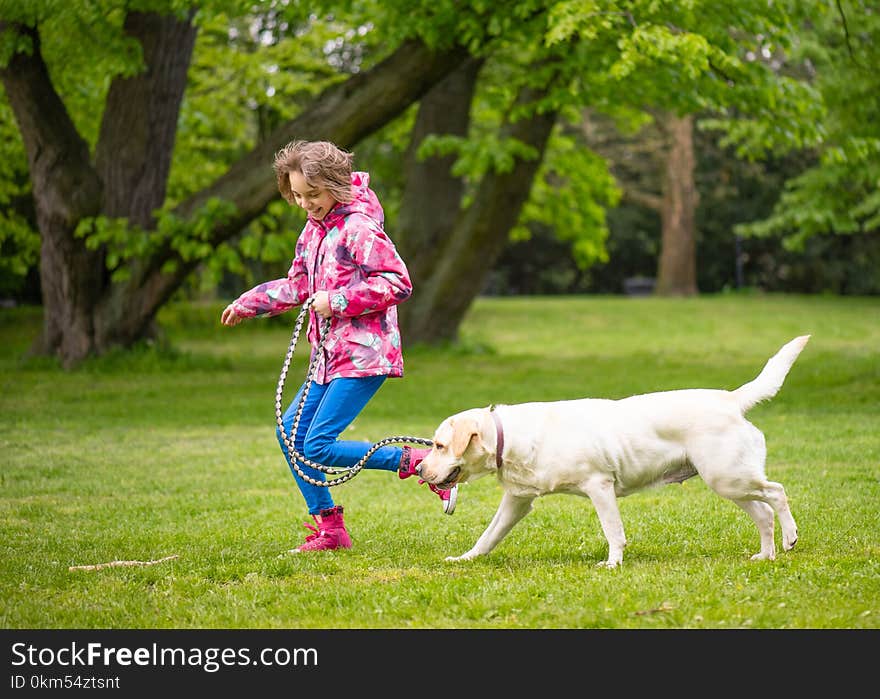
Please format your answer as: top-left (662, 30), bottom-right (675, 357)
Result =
top-left (275, 296), bottom-right (433, 487)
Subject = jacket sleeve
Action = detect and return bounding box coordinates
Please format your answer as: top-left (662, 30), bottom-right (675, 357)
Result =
top-left (329, 214), bottom-right (413, 318)
top-left (231, 238), bottom-right (310, 318)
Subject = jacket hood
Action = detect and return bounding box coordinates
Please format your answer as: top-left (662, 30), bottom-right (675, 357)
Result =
top-left (324, 171), bottom-right (384, 228)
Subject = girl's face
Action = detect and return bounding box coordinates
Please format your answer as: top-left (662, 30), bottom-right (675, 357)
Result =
top-left (288, 170), bottom-right (337, 221)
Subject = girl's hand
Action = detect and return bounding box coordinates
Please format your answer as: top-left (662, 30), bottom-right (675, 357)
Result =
top-left (221, 304), bottom-right (243, 326)
top-left (312, 291), bottom-right (332, 318)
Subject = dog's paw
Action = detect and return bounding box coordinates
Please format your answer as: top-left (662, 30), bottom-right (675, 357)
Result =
top-left (749, 551), bottom-right (776, 561)
top-left (446, 550), bottom-right (481, 562)
top-left (596, 559), bottom-right (621, 569)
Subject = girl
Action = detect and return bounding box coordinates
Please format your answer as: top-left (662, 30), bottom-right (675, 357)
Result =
top-left (221, 140), bottom-right (456, 553)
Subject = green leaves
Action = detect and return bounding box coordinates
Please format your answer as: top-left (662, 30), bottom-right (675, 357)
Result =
top-left (611, 24), bottom-right (714, 82)
top-left (74, 198), bottom-right (238, 281)
top-left (545, 0), bottom-right (627, 46)
top-left (733, 1), bottom-right (880, 245)
top-left (0, 211), bottom-right (38, 294)
top-left (2, 0), bottom-right (877, 304)
top-left (419, 132), bottom-right (540, 180)
top-left (517, 124), bottom-right (619, 268)
top-left (0, 97), bottom-right (34, 295)
top-left (736, 153), bottom-right (880, 250)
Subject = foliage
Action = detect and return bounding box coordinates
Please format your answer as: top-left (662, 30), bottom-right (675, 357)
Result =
top-left (543, 0), bottom-right (821, 120)
top-left (411, 0), bottom-right (848, 285)
top-left (74, 198), bottom-right (238, 282)
top-left (167, 3), bottom-right (387, 206)
top-left (0, 1), bottom-right (144, 296)
top-left (515, 121), bottom-right (619, 269)
top-left (728, 1), bottom-right (880, 247)
top-left (494, 119), bottom-right (880, 296)
top-left (0, 0), bottom-right (877, 304)
top-left (0, 97), bottom-right (35, 296)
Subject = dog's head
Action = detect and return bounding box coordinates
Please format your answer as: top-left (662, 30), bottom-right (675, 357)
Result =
top-left (418, 407), bottom-right (495, 489)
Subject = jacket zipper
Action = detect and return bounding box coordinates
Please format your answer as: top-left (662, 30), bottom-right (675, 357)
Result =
top-left (311, 226), bottom-right (329, 381)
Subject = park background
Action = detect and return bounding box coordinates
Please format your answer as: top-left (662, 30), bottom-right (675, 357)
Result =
top-left (1, 1), bottom-right (878, 629)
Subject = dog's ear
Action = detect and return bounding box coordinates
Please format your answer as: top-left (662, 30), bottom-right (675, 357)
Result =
top-left (451, 416), bottom-right (481, 458)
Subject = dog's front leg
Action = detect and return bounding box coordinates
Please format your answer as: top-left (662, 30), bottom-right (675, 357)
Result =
top-left (446, 492), bottom-right (534, 562)
top-left (582, 476), bottom-right (627, 568)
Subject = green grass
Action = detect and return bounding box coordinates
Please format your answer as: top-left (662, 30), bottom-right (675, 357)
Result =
top-left (1, 293), bottom-right (878, 629)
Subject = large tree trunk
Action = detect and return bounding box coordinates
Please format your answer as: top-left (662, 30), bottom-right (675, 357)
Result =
top-left (580, 109), bottom-right (699, 296)
top-left (655, 114), bottom-right (698, 296)
top-left (93, 11), bottom-right (198, 350)
top-left (403, 87), bottom-right (558, 344)
top-left (1, 13), bottom-right (195, 365)
top-left (95, 12), bottom-right (196, 227)
top-left (396, 57), bottom-right (484, 332)
top-left (1, 13), bottom-right (469, 366)
top-left (0, 22), bottom-right (105, 364)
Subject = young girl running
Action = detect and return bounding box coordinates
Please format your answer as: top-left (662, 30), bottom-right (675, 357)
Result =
top-left (221, 140), bottom-right (456, 553)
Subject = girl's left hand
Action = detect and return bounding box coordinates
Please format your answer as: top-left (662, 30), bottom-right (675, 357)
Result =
top-left (312, 291), bottom-right (332, 318)
top-left (221, 304), bottom-right (243, 326)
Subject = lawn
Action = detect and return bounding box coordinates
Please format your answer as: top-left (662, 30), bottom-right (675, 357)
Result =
top-left (1, 293), bottom-right (878, 629)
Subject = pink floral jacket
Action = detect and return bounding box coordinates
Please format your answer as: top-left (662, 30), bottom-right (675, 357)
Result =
top-left (230, 172), bottom-right (412, 384)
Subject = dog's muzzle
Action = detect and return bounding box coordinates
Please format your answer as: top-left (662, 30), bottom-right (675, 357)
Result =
top-left (436, 467), bottom-right (461, 490)
top-left (416, 463), bottom-right (461, 489)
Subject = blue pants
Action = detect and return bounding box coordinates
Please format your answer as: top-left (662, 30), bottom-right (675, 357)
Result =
top-left (276, 376), bottom-right (404, 514)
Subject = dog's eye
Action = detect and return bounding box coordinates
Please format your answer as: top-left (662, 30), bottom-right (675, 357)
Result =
top-left (433, 442), bottom-right (445, 451)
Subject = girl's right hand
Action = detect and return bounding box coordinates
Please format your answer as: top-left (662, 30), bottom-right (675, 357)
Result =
top-left (311, 290), bottom-right (332, 319)
top-left (221, 304), bottom-right (243, 326)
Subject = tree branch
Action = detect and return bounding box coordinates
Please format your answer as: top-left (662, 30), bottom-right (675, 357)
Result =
top-left (835, 0), bottom-right (866, 69)
top-left (621, 188), bottom-right (662, 211)
top-left (0, 21), bottom-right (101, 222)
top-left (143, 39), bottom-right (470, 306)
top-left (174, 38), bottom-right (469, 228)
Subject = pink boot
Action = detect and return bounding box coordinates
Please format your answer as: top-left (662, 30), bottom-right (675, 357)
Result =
top-left (289, 505), bottom-right (353, 553)
top-left (399, 447), bottom-right (458, 515)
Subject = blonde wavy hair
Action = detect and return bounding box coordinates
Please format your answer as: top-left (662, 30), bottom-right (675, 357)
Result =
top-left (273, 140), bottom-right (354, 205)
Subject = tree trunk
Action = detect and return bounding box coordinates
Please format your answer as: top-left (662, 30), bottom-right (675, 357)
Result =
top-left (396, 57), bottom-right (484, 331)
top-left (580, 109), bottom-right (699, 296)
top-left (655, 113), bottom-right (698, 296)
top-left (1, 12), bottom-right (469, 366)
top-left (93, 11), bottom-right (198, 351)
top-left (0, 22), bottom-right (105, 365)
top-left (403, 87), bottom-right (558, 344)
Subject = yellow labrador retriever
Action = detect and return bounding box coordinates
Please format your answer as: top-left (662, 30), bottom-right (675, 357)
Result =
top-left (419, 335), bottom-right (810, 567)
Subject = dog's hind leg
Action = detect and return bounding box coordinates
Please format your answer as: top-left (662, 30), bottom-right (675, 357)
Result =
top-left (445, 492), bottom-right (534, 562)
top-left (733, 480), bottom-right (798, 560)
top-left (776, 491), bottom-right (798, 553)
top-left (692, 426), bottom-right (797, 561)
top-left (757, 480), bottom-right (798, 553)
top-left (716, 478), bottom-right (798, 560)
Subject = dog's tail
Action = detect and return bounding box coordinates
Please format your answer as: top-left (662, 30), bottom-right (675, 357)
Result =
top-left (733, 335), bottom-right (811, 413)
